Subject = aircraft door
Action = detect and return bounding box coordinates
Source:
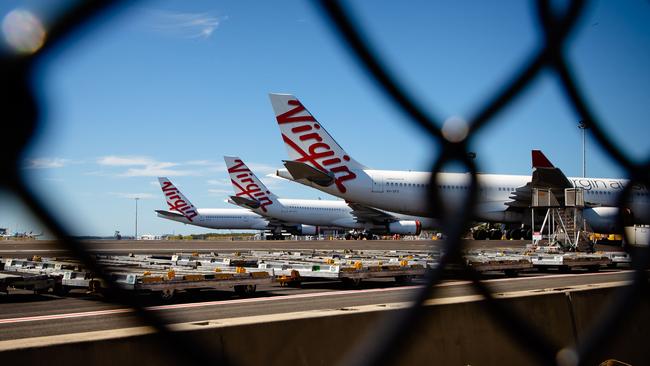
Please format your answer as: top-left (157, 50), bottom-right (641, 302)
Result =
top-left (370, 173), bottom-right (384, 193)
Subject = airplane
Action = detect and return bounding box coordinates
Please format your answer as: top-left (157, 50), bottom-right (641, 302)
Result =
top-left (224, 156), bottom-right (437, 239)
top-left (268, 93), bottom-right (650, 239)
top-left (0, 228), bottom-right (43, 239)
top-left (155, 177), bottom-right (321, 239)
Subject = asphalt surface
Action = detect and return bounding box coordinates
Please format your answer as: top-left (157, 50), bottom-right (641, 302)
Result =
top-left (0, 239), bottom-right (633, 343)
top-left (0, 270), bottom-right (633, 341)
top-left (0, 238), bottom-right (624, 257)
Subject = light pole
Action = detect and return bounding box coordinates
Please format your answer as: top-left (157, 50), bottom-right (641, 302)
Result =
top-left (578, 120), bottom-right (589, 177)
top-left (134, 197), bottom-right (139, 240)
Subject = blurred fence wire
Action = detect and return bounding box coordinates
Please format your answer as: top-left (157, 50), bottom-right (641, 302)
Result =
top-left (0, 1), bottom-right (647, 365)
top-left (315, 1), bottom-right (649, 365)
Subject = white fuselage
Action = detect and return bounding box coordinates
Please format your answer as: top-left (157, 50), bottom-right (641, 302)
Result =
top-left (157, 208), bottom-right (270, 230)
top-left (278, 169), bottom-right (650, 224)
top-left (252, 198), bottom-right (436, 230)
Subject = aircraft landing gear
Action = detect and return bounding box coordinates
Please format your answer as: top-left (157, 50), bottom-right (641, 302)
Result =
top-left (508, 228), bottom-right (522, 240)
top-left (489, 229), bottom-right (503, 240)
top-left (473, 229), bottom-right (487, 240)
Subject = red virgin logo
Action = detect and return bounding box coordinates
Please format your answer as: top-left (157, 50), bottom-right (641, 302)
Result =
top-left (228, 159), bottom-right (273, 212)
top-left (276, 99), bottom-right (356, 193)
top-left (161, 181), bottom-right (198, 221)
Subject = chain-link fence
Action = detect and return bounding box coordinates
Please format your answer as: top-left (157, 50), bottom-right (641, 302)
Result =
top-left (0, 1), bottom-right (647, 365)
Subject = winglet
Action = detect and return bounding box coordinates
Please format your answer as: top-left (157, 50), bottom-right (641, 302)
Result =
top-left (532, 150), bottom-right (554, 168)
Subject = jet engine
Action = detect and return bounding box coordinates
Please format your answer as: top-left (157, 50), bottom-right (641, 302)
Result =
top-left (583, 207), bottom-right (627, 233)
top-left (294, 225), bottom-right (319, 235)
top-left (387, 220), bottom-right (422, 235)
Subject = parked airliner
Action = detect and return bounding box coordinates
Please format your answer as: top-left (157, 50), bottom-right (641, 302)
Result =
top-left (155, 177), bottom-right (320, 238)
top-left (268, 93), bottom-right (649, 238)
top-left (224, 156), bottom-right (436, 239)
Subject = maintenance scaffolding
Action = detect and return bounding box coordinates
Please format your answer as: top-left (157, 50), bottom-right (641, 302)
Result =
top-left (531, 187), bottom-right (589, 251)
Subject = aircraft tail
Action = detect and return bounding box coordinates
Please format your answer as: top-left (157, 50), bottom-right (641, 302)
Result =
top-left (532, 150), bottom-right (554, 168)
top-left (157, 177), bottom-right (199, 222)
top-left (223, 156), bottom-right (277, 212)
top-left (269, 93), bottom-right (365, 193)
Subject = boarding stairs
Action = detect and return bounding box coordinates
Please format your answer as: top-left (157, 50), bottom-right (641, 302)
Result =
top-left (532, 188), bottom-right (587, 251)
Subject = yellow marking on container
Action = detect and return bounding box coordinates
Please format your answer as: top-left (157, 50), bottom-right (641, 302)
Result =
top-left (184, 274), bottom-right (204, 281)
top-left (142, 276), bottom-right (163, 283)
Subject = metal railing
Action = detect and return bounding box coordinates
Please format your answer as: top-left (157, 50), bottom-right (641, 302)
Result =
top-left (0, 1), bottom-right (647, 365)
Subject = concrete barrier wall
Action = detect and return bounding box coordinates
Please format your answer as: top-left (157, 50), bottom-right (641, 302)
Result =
top-left (1, 285), bottom-right (647, 366)
top-left (569, 286), bottom-right (650, 365)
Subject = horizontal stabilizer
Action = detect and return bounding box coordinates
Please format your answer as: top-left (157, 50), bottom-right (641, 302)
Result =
top-left (229, 195), bottom-right (261, 209)
top-left (283, 160), bottom-right (335, 187)
top-left (155, 210), bottom-right (185, 219)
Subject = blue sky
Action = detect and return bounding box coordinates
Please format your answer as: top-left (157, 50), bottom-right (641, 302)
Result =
top-left (1, 1), bottom-right (648, 236)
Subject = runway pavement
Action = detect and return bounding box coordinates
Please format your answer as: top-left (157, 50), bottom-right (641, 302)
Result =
top-left (0, 239), bottom-right (633, 345)
top-left (0, 238), bottom-right (623, 257)
top-left (0, 270), bottom-right (633, 341)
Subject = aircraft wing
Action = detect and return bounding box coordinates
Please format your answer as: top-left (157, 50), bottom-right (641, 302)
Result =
top-left (266, 217), bottom-right (299, 229)
top-left (346, 201), bottom-right (401, 224)
top-left (505, 183), bottom-right (533, 209)
top-left (226, 197), bottom-right (300, 229)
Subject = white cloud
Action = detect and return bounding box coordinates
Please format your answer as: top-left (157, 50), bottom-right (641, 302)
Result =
top-left (208, 188), bottom-right (232, 196)
top-left (259, 176), bottom-right (286, 189)
top-left (95, 156), bottom-right (276, 179)
top-left (207, 178), bottom-right (231, 186)
top-left (186, 160), bottom-right (216, 166)
top-left (97, 155), bottom-right (198, 177)
top-left (148, 10), bottom-right (226, 39)
top-left (25, 158), bottom-right (69, 169)
top-left (244, 162), bottom-right (279, 175)
top-left (97, 156), bottom-right (154, 166)
top-left (108, 192), bottom-right (156, 200)
top-left (120, 165), bottom-right (196, 177)
top-left (185, 160), bottom-right (226, 172)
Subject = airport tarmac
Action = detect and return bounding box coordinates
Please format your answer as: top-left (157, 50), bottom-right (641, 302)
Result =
top-left (0, 239), bottom-right (623, 257)
top-left (0, 270), bottom-right (632, 341)
top-left (0, 239), bottom-right (632, 345)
